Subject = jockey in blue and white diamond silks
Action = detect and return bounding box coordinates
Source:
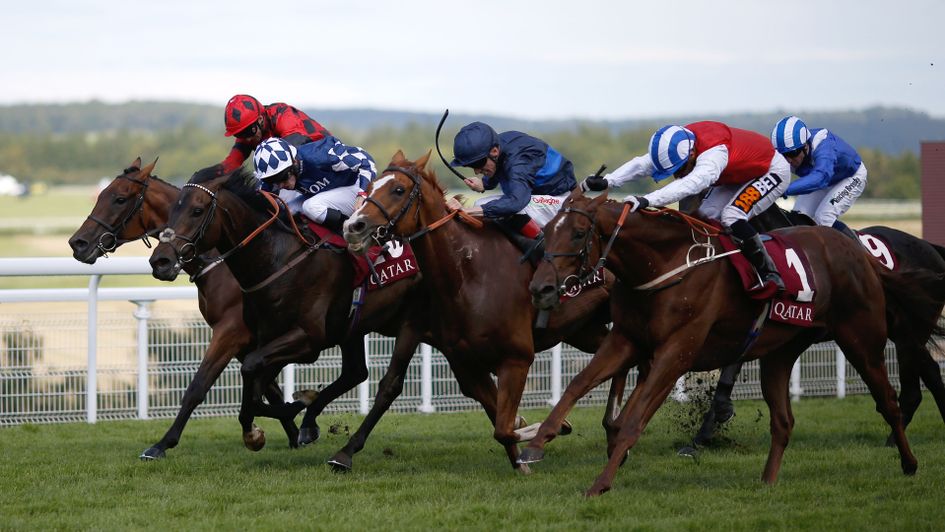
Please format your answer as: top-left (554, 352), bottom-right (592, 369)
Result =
top-left (252, 136), bottom-right (377, 232)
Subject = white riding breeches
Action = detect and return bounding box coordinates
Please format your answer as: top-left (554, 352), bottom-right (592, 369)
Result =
top-left (697, 152), bottom-right (791, 228)
top-left (791, 162), bottom-right (867, 226)
top-left (475, 192), bottom-right (571, 226)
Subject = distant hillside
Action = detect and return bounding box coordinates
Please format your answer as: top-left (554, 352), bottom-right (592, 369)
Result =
top-left (1, 101), bottom-right (943, 155)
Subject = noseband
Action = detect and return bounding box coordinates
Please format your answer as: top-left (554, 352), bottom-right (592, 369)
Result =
top-left (85, 173), bottom-right (154, 255)
top-left (541, 206), bottom-right (602, 295)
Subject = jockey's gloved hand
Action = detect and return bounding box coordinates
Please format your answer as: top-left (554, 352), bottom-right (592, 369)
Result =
top-left (581, 174), bottom-right (609, 192)
top-left (624, 195), bottom-right (649, 212)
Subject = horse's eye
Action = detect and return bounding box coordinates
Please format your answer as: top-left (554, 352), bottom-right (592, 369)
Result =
top-left (393, 186), bottom-right (406, 196)
top-left (574, 230), bottom-right (586, 240)
top-left (114, 196), bottom-right (127, 205)
top-left (192, 207), bottom-right (204, 217)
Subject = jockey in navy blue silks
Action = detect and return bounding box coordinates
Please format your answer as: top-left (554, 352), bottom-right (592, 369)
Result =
top-left (448, 121), bottom-right (577, 262)
top-left (253, 136), bottom-right (376, 232)
top-left (771, 116), bottom-right (867, 237)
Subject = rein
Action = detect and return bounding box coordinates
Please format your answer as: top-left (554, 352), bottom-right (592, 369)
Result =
top-left (85, 172), bottom-right (156, 255)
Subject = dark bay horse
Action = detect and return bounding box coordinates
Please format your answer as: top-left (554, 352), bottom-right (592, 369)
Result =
top-left (341, 151), bottom-right (613, 472)
top-left (149, 166), bottom-right (428, 453)
top-left (689, 208), bottom-right (945, 449)
top-left (523, 190), bottom-right (945, 495)
top-left (68, 158), bottom-right (300, 459)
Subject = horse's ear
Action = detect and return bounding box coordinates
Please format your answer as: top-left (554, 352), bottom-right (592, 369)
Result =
top-left (129, 157), bottom-right (142, 170)
top-left (391, 149), bottom-right (407, 165)
top-left (139, 157), bottom-right (159, 179)
top-left (414, 149), bottom-right (433, 171)
top-left (589, 190), bottom-right (609, 208)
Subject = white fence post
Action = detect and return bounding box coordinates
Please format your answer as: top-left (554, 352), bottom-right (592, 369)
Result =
top-left (87, 274), bottom-right (100, 424)
top-left (359, 335), bottom-right (370, 415)
top-left (790, 357), bottom-right (803, 402)
top-left (836, 346), bottom-right (846, 399)
top-left (419, 343), bottom-right (435, 413)
top-left (132, 300), bottom-right (152, 420)
top-left (283, 364), bottom-right (295, 403)
top-left (549, 344), bottom-right (562, 406)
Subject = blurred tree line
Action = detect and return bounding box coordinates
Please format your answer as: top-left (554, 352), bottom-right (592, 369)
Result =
top-left (0, 122), bottom-right (924, 199)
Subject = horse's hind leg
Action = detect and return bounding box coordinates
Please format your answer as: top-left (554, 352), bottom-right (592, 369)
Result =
top-left (298, 336), bottom-right (370, 446)
top-left (519, 329), bottom-right (638, 465)
top-left (691, 362), bottom-right (743, 447)
top-left (914, 344), bottom-right (945, 427)
top-left (890, 344), bottom-right (923, 446)
top-left (328, 328), bottom-right (421, 472)
top-left (494, 357), bottom-right (534, 471)
top-left (837, 326), bottom-right (917, 475)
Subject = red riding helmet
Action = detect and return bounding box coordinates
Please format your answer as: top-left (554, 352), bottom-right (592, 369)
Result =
top-left (224, 94), bottom-right (263, 136)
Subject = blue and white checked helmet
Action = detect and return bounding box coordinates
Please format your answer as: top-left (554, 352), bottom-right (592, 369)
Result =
top-left (649, 125), bottom-right (695, 181)
top-left (771, 116), bottom-right (810, 154)
top-left (253, 137), bottom-right (297, 180)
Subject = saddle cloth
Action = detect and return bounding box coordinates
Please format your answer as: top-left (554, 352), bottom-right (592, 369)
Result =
top-left (307, 221), bottom-right (419, 291)
top-left (719, 232), bottom-right (818, 327)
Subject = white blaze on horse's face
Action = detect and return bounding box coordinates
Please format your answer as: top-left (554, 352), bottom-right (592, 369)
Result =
top-left (371, 174), bottom-right (397, 194)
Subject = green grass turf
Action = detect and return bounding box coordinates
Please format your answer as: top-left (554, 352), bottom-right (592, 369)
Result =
top-left (1, 394), bottom-right (943, 530)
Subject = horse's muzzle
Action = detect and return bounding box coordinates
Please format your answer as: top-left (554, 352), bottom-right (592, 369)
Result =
top-left (343, 217), bottom-right (373, 253)
top-left (529, 281), bottom-right (560, 311)
top-left (150, 250), bottom-right (182, 281)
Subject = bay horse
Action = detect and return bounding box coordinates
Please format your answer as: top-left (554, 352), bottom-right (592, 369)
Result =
top-left (68, 158), bottom-right (300, 459)
top-left (522, 190), bottom-right (945, 495)
top-left (341, 150), bottom-right (613, 472)
top-left (148, 165), bottom-right (429, 454)
top-left (688, 208), bottom-right (945, 449)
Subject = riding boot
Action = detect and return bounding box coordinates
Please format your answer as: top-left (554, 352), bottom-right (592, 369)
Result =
top-left (731, 219), bottom-right (785, 291)
top-left (493, 214), bottom-right (545, 266)
top-left (322, 208), bottom-right (348, 234)
top-left (831, 219), bottom-right (859, 242)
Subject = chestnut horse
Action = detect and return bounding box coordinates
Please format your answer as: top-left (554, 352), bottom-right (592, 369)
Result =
top-left (68, 158), bottom-right (300, 459)
top-left (689, 207), bottom-right (945, 448)
top-left (522, 190), bottom-right (945, 496)
top-left (149, 166), bottom-right (430, 453)
top-left (341, 151), bottom-right (613, 472)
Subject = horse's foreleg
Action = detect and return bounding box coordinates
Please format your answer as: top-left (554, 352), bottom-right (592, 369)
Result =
top-left (494, 357), bottom-right (533, 471)
top-left (837, 324), bottom-right (917, 476)
top-left (691, 361), bottom-right (744, 447)
top-left (519, 330), bottom-right (638, 465)
top-left (585, 355), bottom-right (686, 497)
top-left (298, 336), bottom-right (370, 446)
top-left (329, 329), bottom-right (422, 472)
top-left (141, 324), bottom-right (248, 460)
top-left (758, 352), bottom-right (797, 484)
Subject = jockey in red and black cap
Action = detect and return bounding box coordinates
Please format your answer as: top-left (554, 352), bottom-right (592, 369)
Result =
top-left (220, 94), bottom-right (331, 173)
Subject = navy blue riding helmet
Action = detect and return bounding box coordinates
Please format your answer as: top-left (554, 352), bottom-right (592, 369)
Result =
top-left (451, 122), bottom-right (499, 167)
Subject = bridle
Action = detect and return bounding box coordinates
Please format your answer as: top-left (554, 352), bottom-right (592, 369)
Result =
top-left (542, 202), bottom-right (631, 296)
top-left (85, 172), bottom-right (155, 255)
top-left (362, 165), bottom-right (424, 241)
top-left (362, 165), bottom-right (482, 244)
top-left (158, 183), bottom-right (221, 264)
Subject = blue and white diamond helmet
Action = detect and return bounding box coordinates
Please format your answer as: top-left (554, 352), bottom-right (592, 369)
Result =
top-left (253, 137), bottom-right (297, 180)
top-left (649, 125), bottom-right (696, 181)
top-left (771, 116), bottom-right (810, 154)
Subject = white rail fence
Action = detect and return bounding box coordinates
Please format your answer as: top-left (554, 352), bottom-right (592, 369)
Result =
top-left (0, 258), bottom-right (941, 426)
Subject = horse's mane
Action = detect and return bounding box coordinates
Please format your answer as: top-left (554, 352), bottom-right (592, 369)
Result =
top-left (121, 165), bottom-right (176, 188)
top-left (412, 164), bottom-right (446, 198)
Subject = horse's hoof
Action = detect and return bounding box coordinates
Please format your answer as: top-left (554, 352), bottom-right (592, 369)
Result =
top-left (677, 446), bottom-right (699, 458)
top-left (139, 447), bottom-right (165, 461)
top-left (327, 453), bottom-right (353, 473)
top-left (292, 389), bottom-right (320, 406)
top-left (298, 425), bottom-right (320, 446)
top-left (516, 462), bottom-right (532, 475)
top-left (584, 484), bottom-right (611, 497)
top-left (517, 447), bottom-right (544, 465)
top-left (243, 424), bottom-right (266, 452)
top-left (514, 415), bottom-right (528, 430)
top-left (902, 460), bottom-right (918, 476)
top-left (559, 419), bottom-right (573, 436)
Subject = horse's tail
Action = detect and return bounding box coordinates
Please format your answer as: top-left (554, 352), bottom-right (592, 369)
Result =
top-left (875, 264), bottom-right (945, 352)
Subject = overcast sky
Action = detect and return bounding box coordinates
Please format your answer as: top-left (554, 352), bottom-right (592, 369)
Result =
top-left (5, 0), bottom-right (943, 120)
